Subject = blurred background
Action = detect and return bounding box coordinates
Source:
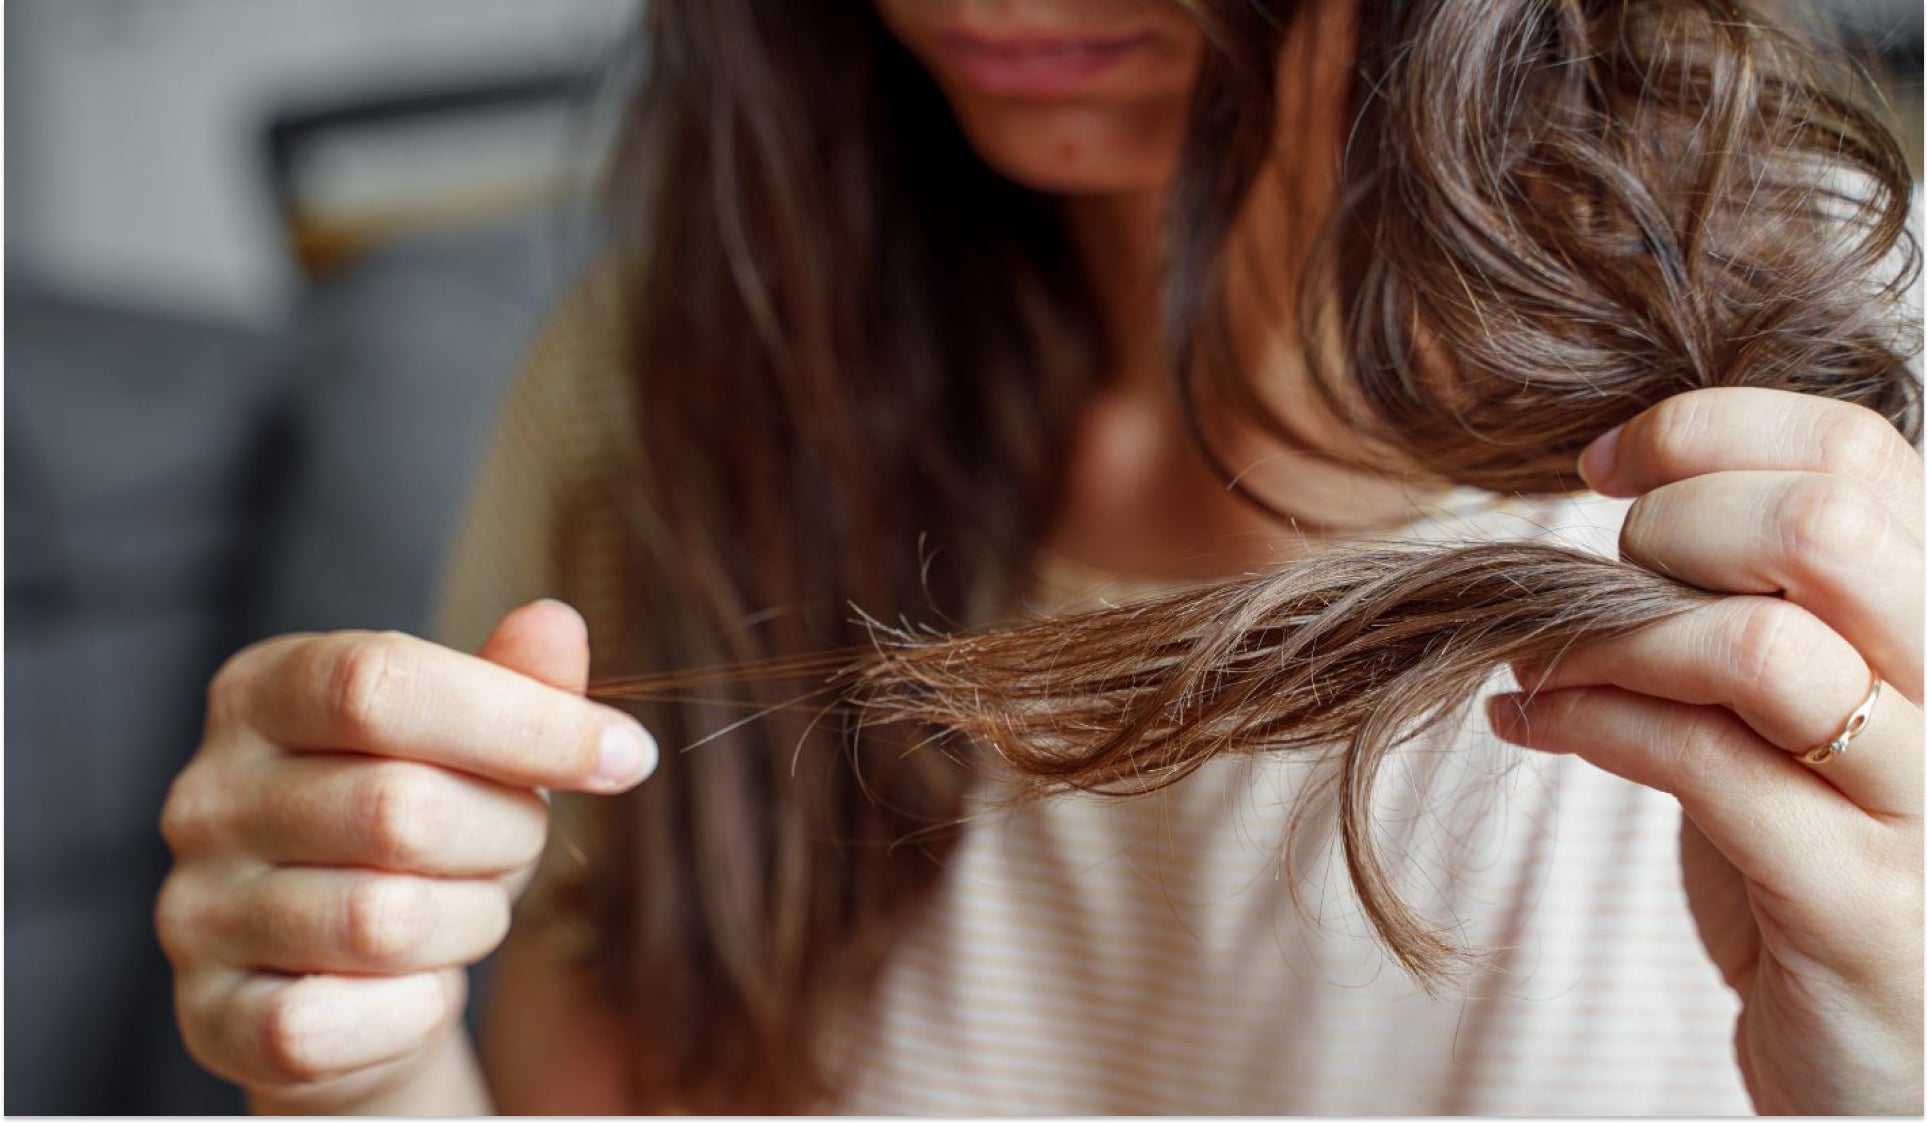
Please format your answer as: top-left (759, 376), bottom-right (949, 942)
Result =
top-left (2, 0), bottom-right (1920, 1114)
top-left (6, 0), bottom-right (635, 1112)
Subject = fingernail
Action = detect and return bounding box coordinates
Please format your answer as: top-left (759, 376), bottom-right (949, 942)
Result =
top-left (1577, 425), bottom-right (1622, 490)
top-left (595, 721), bottom-right (658, 788)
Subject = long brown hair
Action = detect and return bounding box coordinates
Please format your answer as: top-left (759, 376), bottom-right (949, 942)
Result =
top-left (552, 0), bottom-right (1918, 1111)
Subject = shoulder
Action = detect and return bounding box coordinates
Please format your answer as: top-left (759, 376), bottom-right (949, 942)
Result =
top-left (430, 263), bottom-right (637, 654)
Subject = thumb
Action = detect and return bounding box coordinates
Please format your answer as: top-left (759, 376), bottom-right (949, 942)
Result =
top-left (477, 599), bottom-right (591, 695)
top-left (476, 600), bottom-right (656, 798)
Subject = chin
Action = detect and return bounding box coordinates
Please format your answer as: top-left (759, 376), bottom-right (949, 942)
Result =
top-left (950, 99), bottom-right (1186, 195)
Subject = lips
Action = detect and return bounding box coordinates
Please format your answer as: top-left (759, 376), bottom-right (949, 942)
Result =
top-left (932, 29), bottom-right (1155, 98)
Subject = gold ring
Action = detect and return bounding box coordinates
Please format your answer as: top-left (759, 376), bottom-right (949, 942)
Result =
top-left (1800, 678), bottom-right (1882, 766)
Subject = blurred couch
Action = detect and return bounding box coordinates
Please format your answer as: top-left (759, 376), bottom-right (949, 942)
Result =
top-left (4, 206), bottom-right (596, 1114)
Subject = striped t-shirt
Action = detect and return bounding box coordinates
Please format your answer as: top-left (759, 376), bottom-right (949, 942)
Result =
top-left (434, 286), bottom-right (1753, 1114)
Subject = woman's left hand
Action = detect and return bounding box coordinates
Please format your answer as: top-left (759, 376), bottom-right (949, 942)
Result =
top-left (1487, 386), bottom-right (1923, 1116)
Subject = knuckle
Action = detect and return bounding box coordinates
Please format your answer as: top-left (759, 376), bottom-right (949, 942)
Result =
top-left (480, 887), bottom-right (515, 951)
top-left (325, 633), bottom-right (414, 744)
top-left (154, 873), bottom-right (218, 966)
top-left (175, 1012), bottom-right (232, 1085)
top-left (1616, 492), bottom-right (1673, 570)
top-left (1727, 598), bottom-right (1804, 691)
top-left (259, 982), bottom-right (333, 1084)
top-left (508, 800), bottom-right (550, 869)
top-left (1634, 393), bottom-right (1711, 476)
top-left (1776, 476), bottom-right (1891, 572)
top-left (159, 765), bottom-right (221, 857)
top-left (356, 765), bottom-right (446, 869)
top-left (1815, 407), bottom-right (1904, 482)
top-left (174, 983), bottom-right (245, 1085)
top-left (343, 876), bottom-right (428, 968)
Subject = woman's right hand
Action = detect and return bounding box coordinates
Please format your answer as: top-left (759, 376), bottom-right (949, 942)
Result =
top-left (155, 600), bottom-right (656, 1111)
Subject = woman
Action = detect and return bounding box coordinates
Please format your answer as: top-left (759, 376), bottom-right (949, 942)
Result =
top-left (157, 0), bottom-right (1923, 1113)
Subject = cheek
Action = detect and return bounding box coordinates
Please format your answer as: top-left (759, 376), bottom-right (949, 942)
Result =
top-left (946, 96), bottom-right (1192, 194)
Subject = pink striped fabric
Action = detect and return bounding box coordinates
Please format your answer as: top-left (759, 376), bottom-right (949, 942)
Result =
top-left (435, 290), bottom-right (1753, 1114)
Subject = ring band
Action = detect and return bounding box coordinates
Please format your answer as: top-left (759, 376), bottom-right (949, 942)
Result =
top-left (1800, 678), bottom-right (1882, 766)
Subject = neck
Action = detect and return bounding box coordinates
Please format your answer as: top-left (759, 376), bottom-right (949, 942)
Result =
top-left (1062, 189), bottom-right (1167, 393)
top-left (1044, 6), bottom-right (1452, 581)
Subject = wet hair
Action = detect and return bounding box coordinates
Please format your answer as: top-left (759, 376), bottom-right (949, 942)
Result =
top-left (554, 0), bottom-right (1918, 1111)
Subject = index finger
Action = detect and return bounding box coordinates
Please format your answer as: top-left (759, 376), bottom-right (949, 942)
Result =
top-left (1579, 388), bottom-right (1923, 534)
top-left (218, 631), bottom-right (657, 793)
